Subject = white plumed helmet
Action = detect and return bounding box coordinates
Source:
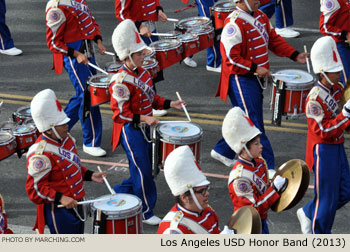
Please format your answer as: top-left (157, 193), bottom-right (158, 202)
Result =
top-left (222, 107), bottom-right (261, 155)
top-left (311, 36), bottom-right (343, 74)
top-left (164, 145), bottom-right (210, 197)
top-left (112, 19), bottom-right (149, 60)
top-left (31, 89), bottom-right (70, 133)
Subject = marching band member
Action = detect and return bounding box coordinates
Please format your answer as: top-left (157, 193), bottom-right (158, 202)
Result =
top-left (319, 0), bottom-right (350, 85)
top-left (0, 193), bottom-right (13, 234)
top-left (259, 0), bottom-right (300, 38)
top-left (157, 145), bottom-right (234, 234)
top-left (297, 36), bottom-right (350, 234)
top-left (45, 0), bottom-right (107, 157)
top-left (223, 107), bottom-right (287, 234)
top-left (115, 0), bottom-right (168, 116)
top-left (109, 19), bottom-right (185, 226)
top-left (211, 0), bottom-right (308, 173)
top-left (25, 89), bottom-right (105, 234)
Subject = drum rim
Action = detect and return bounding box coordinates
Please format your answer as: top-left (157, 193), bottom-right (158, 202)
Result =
top-left (273, 81), bottom-right (315, 90)
top-left (150, 39), bottom-right (182, 50)
top-left (142, 59), bottom-right (158, 69)
top-left (213, 1), bottom-right (236, 12)
top-left (177, 16), bottom-right (212, 29)
top-left (157, 122), bottom-right (203, 143)
top-left (180, 33), bottom-right (199, 42)
top-left (89, 83), bottom-right (111, 88)
top-left (0, 132), bottom-right (16, 145)
top-left (105, 61), bottom-right (122, 71)
top-left (12, 125), bottom-right (37, 136)
top-left (91, 193), bottom-right (143, 217)
top-left (187, 26), bottom-right (214, 35)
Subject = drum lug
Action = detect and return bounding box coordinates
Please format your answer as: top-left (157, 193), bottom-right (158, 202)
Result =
top-left (93, 89), bottom-right (97, 95)
top-left (106, 89), bottom-right (109, 96)
top-left (218, 13), bottom-right (221, 18)
top-left (165, 51), bottom-right (168, 59)
top-left (196, 40), bottom-right (200, 49)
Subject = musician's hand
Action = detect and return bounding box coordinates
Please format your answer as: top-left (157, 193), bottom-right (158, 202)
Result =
top-left (96, 40), bottom-right (106, 55)
top-left (272, 175), bottom-right (288, 194)
top-left (60, 195), bottom-right (78, 209)
top-left (74, 51), bottom-right (89, 65)
top-left (170, 100), bottom-right (186, 110)
top-left (92, 172), bottom-right (106, 183)
top-left (158, 10), bottom-right (168, 22)
top-left (139, 24), bottom-right (152, 37)
top-left (142, 115), bottom-right (159, 125)
top-left (342, 99), bottom-right (350, 117)
top-left (296, 52), bottom-right (309, 64)
top-left (256, 66), bottom-right (271, 78)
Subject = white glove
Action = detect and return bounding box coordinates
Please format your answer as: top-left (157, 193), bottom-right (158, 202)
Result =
top-left (220, 225), bottom-right (236, 234)
top-left (343, 100), bottom-right (350, 117)
top-left (272, 175), bottom-right (287, 193)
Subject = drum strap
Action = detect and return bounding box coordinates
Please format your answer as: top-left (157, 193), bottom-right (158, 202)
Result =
top-left (229, 168), bottom-right (268, 195)
top-left (237, 10), bottom-right (268, 46)
top-left (163, 211), bottom-right (209, 234)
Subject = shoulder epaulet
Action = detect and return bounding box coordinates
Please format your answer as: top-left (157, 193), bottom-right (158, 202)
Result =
top-left (35, 140), bottom-right (47, 155)
top-left (228, 164), bottom-right (244, 184)
top-left (110, 70), bottom-right (127, 84)
top-left (308, 86), bottom-right (321, 101)
top-left (169, 211), bottom-right (184, 229)
top-left (228, 9), bottom-right (240, 22)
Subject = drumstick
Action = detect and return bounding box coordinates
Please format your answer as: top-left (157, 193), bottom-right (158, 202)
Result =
top-left (304, 45), bottom-right (311, 74)
top-left (57, 197), bottom-right (111, 208)
top-left (167, 18), bottom-right (179, 22)
top-left (104, 51), bottom-right (115, 56)
top-left (97, 166), bottom-right (116, 195)
top-left (159, 120), bottom-right (188, 123)
top-left (88, 62), bottom-right (109, 75)
top-left (176, 91), bottom-right (191, 122)
top-left (151, 32), bottom-right (176, 37)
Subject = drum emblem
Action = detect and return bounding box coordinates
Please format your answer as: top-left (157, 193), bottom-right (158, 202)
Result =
top-left (171, 126), bottom-right (189, 133)
top-left (107, 199), bottom-right (126, 207)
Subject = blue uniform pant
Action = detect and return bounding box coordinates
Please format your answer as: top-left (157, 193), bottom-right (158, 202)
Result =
top-left (195, 0), bottom-right (222, 68)
top-left (45, 204), bottom-right (84, 234)
top-left (63, 40), bottom-right (102, 147)
top-left (113, 123), bottom-right (157, 220)
top-left (302, 143), bottom-right (350, 234)
top-left (336, 42), bottom-right (350, 86)
top-left (213, 74), bottom-right (275, 169)
top-left (0, 0), bottom-right (14, 50)
top-left (259, 0), bottom-right (294, 29)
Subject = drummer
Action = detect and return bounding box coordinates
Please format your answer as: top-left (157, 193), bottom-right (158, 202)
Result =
top-left (211, 0), bottom-right (308, 174)
top-left (25, 89), bottom-right (106, 234)
top-left (0, 193), bottom-right (13, 234)
top-left (223, 107), bottom-right (287, 234)
top-left (157, 145), bottom-right (234, 234)
top-left (297, 36), bottom-right (350, 234)
top-left (109, 19), bottom-right (185, 226)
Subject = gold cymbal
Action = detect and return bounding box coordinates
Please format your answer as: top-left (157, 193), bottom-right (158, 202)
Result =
top-left (271, 159), bottom-right (310, 212)
top-left (226, 206), bottom-right (261, 234)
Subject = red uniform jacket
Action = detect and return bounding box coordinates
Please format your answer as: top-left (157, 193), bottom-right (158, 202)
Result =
top-left (115, 0), bottom-right (161, 22)
top-left (109, 66), bottom-right (167, 151)
top-left (305, 81), bottom-right (350, 170)
top-left (157, 204), bottom-right (221, 234)
top-left (320, 0), bottom-right (350, 42)
top-left (216, 7), bottom-right (297, 102)
top-left (25, 134), bottom-right (91, 233)
top-left (228, 157), bottom-right (280, 220)
top-left (45, 0), bottom-right (101, 74)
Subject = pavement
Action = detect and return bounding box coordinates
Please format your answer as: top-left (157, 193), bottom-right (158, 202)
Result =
top-left (0, 0), bottom-right (349, 234)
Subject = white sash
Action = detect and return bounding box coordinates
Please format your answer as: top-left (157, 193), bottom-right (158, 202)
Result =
top-left (240, 169), bottom-right (268, 195)
top-left (44, 143), bottom-right (82, 170)
top-left (163, 212), bottom-right (209, 234)
top-left (317, 87), bottom-right (339, 115)
top-left (123, 74), bottom-right (155, 103)
top-left (59, 0), bottom-right (91, 16)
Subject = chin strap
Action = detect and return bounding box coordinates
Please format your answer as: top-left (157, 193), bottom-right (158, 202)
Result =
top-left (128, 54), bottom-right (138, 71)
top-left (244, 0), bottom-right (253, 12)
top-left (243, 145), bottom-right (254, 159)
top-left (320, 71), bottom-right (335, 85)
top-left (189, 187), bottom-right (203, 211)
top-left (51, 127), bottom-right (62, 141)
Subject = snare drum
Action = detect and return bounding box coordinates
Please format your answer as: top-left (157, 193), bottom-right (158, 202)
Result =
top-left (105, 61), bottom-right (122, 74)
top-left (142, 58), bottom-right (159, 79)
top-left (271, 69), bottom-right (315, 118)
top-left (212, 1), bottom-right (236, 29)
top-left (187, 26), bottom-right (215, 51)
top-left (0, 121), bottom-right (16, 132)
top-left (156, 122), bottom-right (203, 167)
top-left (91, 194), bottom-right (143, 234)
top-left (179, 33), bottom-right (200, 58)
top-left (0, 132), bottom-right (17, 161)
top-left (144, 47), bottom-right (156, 60)
top-left (12, 106), bottom-right (32, 124)
top-left (12, 124), bottom-right (37, 151)
top-left (88, 74), bottom-right (112, 106)
top-left (24, 118), bottom-right (40, 138)
top-left (176, 16), bottom-right (212, 31)
top-left (149, 40), bottom-right (183, 71)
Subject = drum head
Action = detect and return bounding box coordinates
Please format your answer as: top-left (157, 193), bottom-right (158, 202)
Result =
top-left (105, 61), bottom-right (122, 72)
top-left (157, 122), bottom-right (203, 144)
top-left (161, 31), bottom-right (182, 40)
top-left (177, 17), bottom-right (212, 29)
top-left (274, 69), bottom-right (315, 89)
top-left (271, 159), bottom-right (310, 212)
top-left (142, 58), bottom-right (158, 69)
top-left (0, 132), bottom-right (15, 145)
top-left (214, 1), bottom-right (236, 11)
top-left (88, 74), bottom-right (112, 88)
top-left (92, 194), bottom-right (142, 218)
top-left (0, 121), bottom-right (16, 131)
top-left (15, 106), bottom-right (31, 118)
top-left (13, 124), bottom-right (36, 136)
top-left (180, 33), bottom-right (198, 42)
top-left (150, 39), bottom-right (181, 51)
top-left (226, 206), bottom-right (261, 234)
top-left (187, 26), bottom-right (214, 36)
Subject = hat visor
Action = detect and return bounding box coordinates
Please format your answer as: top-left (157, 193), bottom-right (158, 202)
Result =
top-left (194, 179), bottom-right (210, 188)
top-left (133, 45), bottom-right (152, 55)
top-left (56, 117), bottom-right (70, 126)
top-left (326, 65), bottom-right (343, 73)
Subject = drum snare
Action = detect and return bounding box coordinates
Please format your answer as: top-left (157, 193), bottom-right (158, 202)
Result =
top-left (12, 124), bottom-right (37, 151)
top-left (12, 106), bottom-right (32, 124)
top-left (88, 73), bottom-right (113, 106)
top-left (179, 33), bottom-right (200, 58)
top-left (187, 26), bottom-right (215, 51)
top-left (212, 1), bottom-right (236, 29)
top-left (149, 39), bottom-right (183, 71)
top-left (176, 16), bottom-right (212, 31)
top-left (0, 132), bottom-right (17, 161)
top-left (105, 61), bottom-right (122, 74)
top-left (91, 194), bottom-right (143, 234)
